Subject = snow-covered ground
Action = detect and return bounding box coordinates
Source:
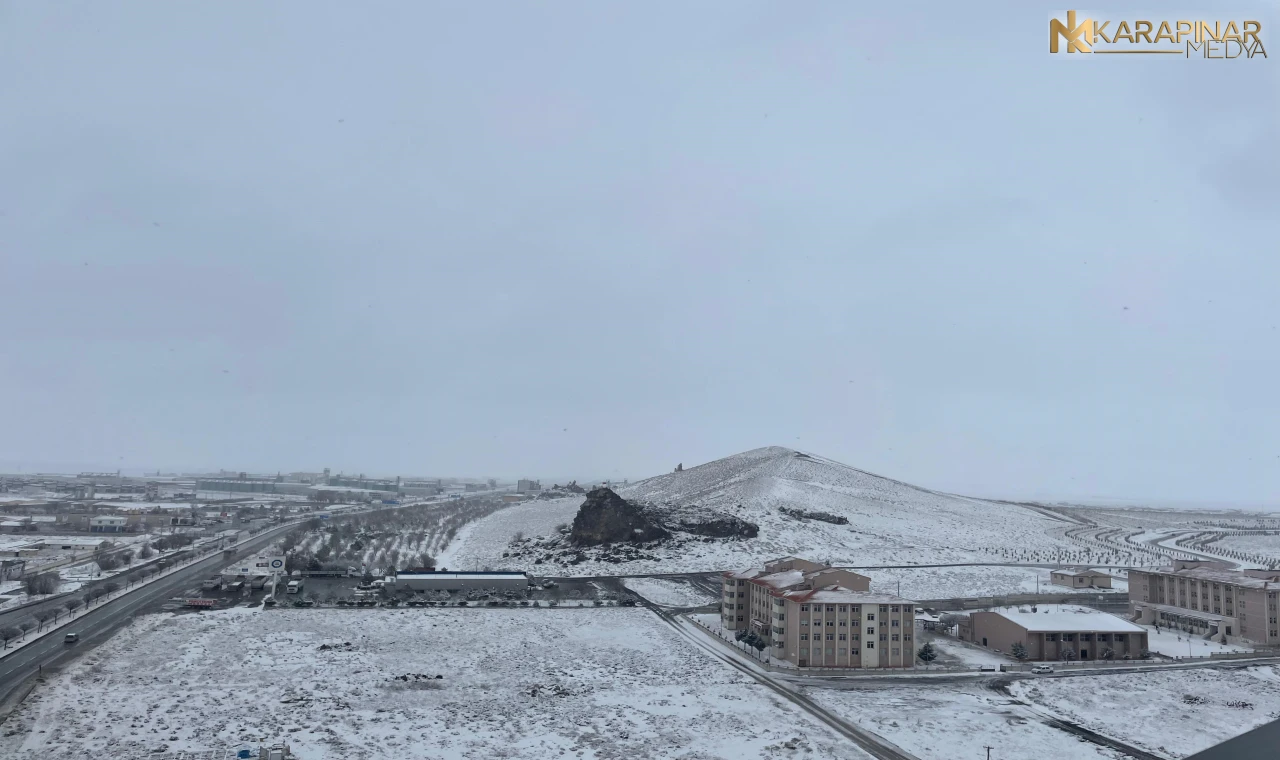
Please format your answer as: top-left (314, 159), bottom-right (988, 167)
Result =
top-left (803, 684), bottom-right (1125, 760)
top-left (1, 607), bottom-right (868, 760)
top-left (1142, 625), bottom-right (1253, 657)
top-left (622, 578), bottom-right (716, 608)
top-left (442, 447), bottom-right (1083, 576)
top-left (926, 636), bottom-right (1013, 668)
top-left (859, 565), bottom-right (1126, 601)
top-left (1010, 665), bottom-right (1280, 758)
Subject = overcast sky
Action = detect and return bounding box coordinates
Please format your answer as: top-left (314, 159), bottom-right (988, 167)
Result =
top-left (1, 2), bottom-right (1276, 505)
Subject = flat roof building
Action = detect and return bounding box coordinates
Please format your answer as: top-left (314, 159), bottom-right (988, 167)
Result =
top-left (1128, 560), bottom-right (1280, 645)
top-left (960, 605), bottom-right (1148, 661)
top-left (390, 571), bottom-right (530, 593)
top-left (722, 556), bottom-right (916, 669)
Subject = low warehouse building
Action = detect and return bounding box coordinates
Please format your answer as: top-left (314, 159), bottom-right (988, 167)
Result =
top-left (960, 606), bottom-right (1148, 661)
top-left (390, 571), bottom-right (530, 593)
top-left (1049, 568), bottom-right (1113, 589)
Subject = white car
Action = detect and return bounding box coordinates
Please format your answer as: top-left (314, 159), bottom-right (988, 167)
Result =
top-left (1031, 664), bottom-right (1054, 674)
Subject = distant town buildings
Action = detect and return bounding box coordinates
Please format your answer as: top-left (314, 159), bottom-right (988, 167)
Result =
top-left (722, 556), bottom-right (916, 669)
top-left (1128, 560), bottom-right (1280, 645)
top-left (1049, 568), bottom-right (1113, 589)
top-left (516, 479), bottom-right (542, 494)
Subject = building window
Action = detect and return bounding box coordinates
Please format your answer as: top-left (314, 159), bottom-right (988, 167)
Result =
top-left (827, 606), bottom-right (835, 612)
top-left (891, 620), bottom-right (899, 627)
top-left (867, 641), bottom-right (874, 649)
top-left (867, 614), bottom-right (875, 621)
top-left (827, 621), bottom-right (835, 627)
top-left (866, 627), bottom-right (874, 635)
top-left (891, 606), bottom-right (899, 612)
top-left (1063, 633), bottom-right (1075, 642)
top-left (880, 605), bottom-right (889, 612)
top-left (826, 648), bottom-right (834, 655)
top-left (839, 605), bottom-right (847, 612)
top-left (838, 620), bottom-right (847, 627)
top-left (839, 648), bottom-right (847, 655)
top-left (826, 633), bottom-right (834, 641)
top-left (800, 633), bottom-right (808, 641)
top-left (892, 648), bottom-right (900, 656)
top-left (879, 634), bottom-right (888, 641)
top-left (839, 633), bottom-right (847, 641)
top-left (1114, 634), bottom-right (1125, 642)
top-left (800, 605), bottom-right (809, 612)
top-left (736, 616), bottom-right (743, 622)
top-left (1081, 633), bottom-right (1093, 642)
top-left (800, 620), bottom-right (808, 627)
top-left (892, 634), bottom-right (899, 641)
top-left (904, 634), bottom-right (911, 641)
top-left (800, 647), bottom-right (808, 654)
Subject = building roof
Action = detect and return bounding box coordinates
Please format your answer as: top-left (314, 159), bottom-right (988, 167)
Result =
top-left (1138, 566), bottom-right (1280, 589)
top-left (724, 568), bottom-right (765, 580)
top-left (783, 585), bottom-right (914, 605)
top-left (1052, 568), bottom-right (1110, 577)
top-left (987, 607), bottom-right (1144, 634)
top-left (391, 570), bottom-right (527, 575)
top-left (752, 569), bottom-right (806, 590)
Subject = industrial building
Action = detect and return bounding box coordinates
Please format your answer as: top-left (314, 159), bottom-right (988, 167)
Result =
top-left (516, 479), bottom-right (541, 494)
top-left (722, 556), bottom-right (916, 669)
top-left (388, 571), bottom-right (531, 593)
top-left (1128, 560), bottom-right (1280, 645)
top-left (959, 606), bottom-right (1148, 661)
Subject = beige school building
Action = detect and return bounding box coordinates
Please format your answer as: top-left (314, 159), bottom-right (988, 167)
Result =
top-left (722, 556), bottom-right (916, 669)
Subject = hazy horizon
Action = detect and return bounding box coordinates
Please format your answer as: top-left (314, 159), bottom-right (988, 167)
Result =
top-left (3, 2), bottom-right (1277, 506)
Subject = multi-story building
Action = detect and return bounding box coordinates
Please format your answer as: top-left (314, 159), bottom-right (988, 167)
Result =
top-left (722, 556), bottom-right (916, 668)
top-left (516, 479), bottom-right (542, 494)
top-left (1128, 560), bottom-right (1280, 645)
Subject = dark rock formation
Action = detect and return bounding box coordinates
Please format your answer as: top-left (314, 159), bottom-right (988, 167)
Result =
top-left (571, 488), bottom-right (669, 546)
top-left (668, 514), bottom-right (759, 538)
top-left (779, 506), bottom-right (849, 525)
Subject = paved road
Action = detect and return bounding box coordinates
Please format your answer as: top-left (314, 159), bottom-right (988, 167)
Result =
top-left (633, 598), bottom-right (919, 760)
top-left (0, 522), bottom-right (297, 709)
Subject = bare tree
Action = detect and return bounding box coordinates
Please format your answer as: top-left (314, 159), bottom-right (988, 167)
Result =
top-left (18, 619), bottom-right (34, 640)
top-left (64, 598), bottom-right (82, 616)
top-left (0, 626), bottom-right (19, 649)
top-left (34, 609), bottom-right (54, 632)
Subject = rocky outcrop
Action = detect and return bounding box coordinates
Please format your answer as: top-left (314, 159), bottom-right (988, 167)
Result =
top-left (779, 506), bottom-right (849, 525)
top-left (669, 514), bottom-right (759, 538)
top-left (571, 488), bottom-right (669, 546)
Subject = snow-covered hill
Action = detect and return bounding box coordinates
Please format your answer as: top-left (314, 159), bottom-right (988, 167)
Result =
top-left (445, 446), bottom-right (1077, 575)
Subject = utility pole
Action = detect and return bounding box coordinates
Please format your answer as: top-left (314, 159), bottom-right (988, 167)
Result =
top-left (984, 745), bottom-right (995, 760)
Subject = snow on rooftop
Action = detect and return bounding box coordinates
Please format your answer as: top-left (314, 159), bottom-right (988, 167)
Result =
top-left (787, 585), bottom-right (912, 604)
top-left (753, 569), bottom-right (806, 589)
top-left (987, 605), bottom-right (1144, 634)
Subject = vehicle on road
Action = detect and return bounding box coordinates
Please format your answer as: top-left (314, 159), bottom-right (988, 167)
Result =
top-left (1031, 664), bottom-right (1054, 674)
top-left (286, 579), bottom-right (303, 594)
top-left (201, 577), bottom-right (221, 590)
top-left (63, 632), bottom-right (79, 644)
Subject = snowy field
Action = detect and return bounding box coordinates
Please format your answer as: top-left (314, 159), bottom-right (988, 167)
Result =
top-left (803, 684), bottom-right (1125, 760)
top-left (1210, 533), bottom-right (1280, 560)
top-left (1010, 665), bottom-right (1280, 758)
top-left (622, 578), bottom-right (716, 607)
top-left (2, 607), bottom-right (868, 760)
top-left (1142, 625), bottom-right (1253, 657)
top-left (859, 565), bottom-right (1126, 601)
top-left (443, 448), bottom-right (1085, 576)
